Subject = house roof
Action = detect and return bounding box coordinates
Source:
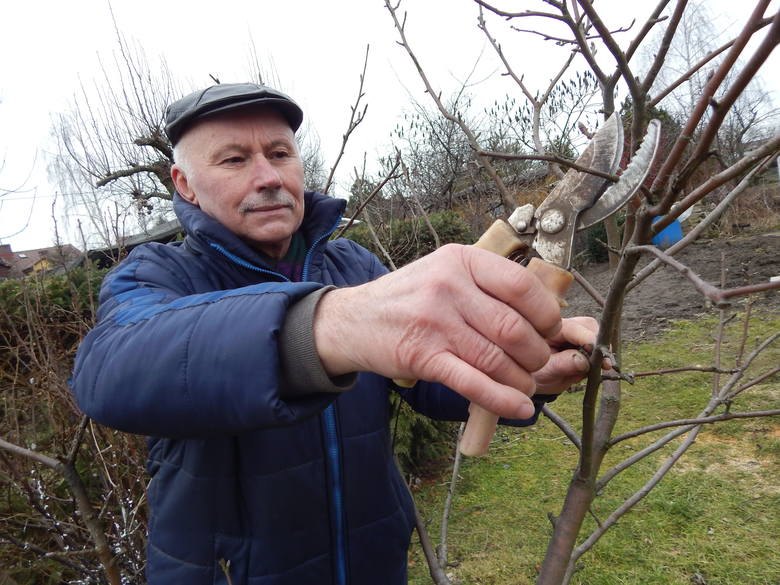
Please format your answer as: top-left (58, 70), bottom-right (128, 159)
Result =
top-left (87, 218), bottom-right (183, 268)
top-left (0, 243), bottom-right (83, 279)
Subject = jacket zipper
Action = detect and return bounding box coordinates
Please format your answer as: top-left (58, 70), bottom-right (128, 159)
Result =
top-left (304, 215), bottom-right (349, 585)
top-left (323, 404), bottom-right (347, 585)
top-left (211, 214), bottom-right (349, 585)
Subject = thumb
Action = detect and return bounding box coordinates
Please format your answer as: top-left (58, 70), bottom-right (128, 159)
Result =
top-left (533, 350), bottom-right (590, 394)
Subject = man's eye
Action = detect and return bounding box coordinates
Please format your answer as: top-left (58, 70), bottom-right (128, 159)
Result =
top-left (221, 156), bottom-right (244, 164)
top-left (270, 150), bottom-right (291, 159)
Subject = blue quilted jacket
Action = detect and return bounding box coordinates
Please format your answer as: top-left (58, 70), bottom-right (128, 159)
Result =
top-left (71, 192), bottom-right (546, 585)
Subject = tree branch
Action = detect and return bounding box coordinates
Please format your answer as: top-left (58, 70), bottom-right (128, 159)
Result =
top-left (624, 1), bottom-right (672, 63)
top-left (334, 153), bottom-right (402, 239)
top-left (649, 1), bottom-right (773, 207)
top-left (476, 150), bottom-right (618, 181)
top-left (630, 151), bottom-right (774, 290)
top-left (610, 408), bottom-right (780, 445)
top-left (648, 16), bottom-right (774, 108)
top-left (675, 8), bottom-right (780, 190)
top-left (542, 405), bottom-right (582, 450)
top-left (437, 423), bottom-right (465, 569)
top-left (577, 0), bottom-right (642, 99)
top-left (626, 245), bottom-right (780, 307)
top-left (601, 365), bottom-right (739, 382)
top-left (324, 45), bottom-right (370, 195)
top-left (724, 366), bottom-right (780, 401)
top-left (472, 0), bottom-right (565, 21)
top-left (385, 0), bottom-right (516, 213)
top-left (574, 426), bottom-right (703, 562)
top-left (570, 269), bottom-right (606, 307)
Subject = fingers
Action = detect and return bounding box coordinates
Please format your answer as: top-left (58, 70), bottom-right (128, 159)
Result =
top-left (459, 290), bottom-right (551, 374)
top-left (314, 243), bottom-right (569, 410)
top-left (549, 316), bottom-right (599, 348)
top-left (461, 246), bottom-right (563, 340)
top-left (532, 348), bottom-right (590, 395)
top-left (429, 352), bottom-right (537, 419)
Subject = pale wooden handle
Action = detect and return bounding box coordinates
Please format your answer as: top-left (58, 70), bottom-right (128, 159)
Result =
top-left (459, 403), bottom-right (499, 456)
top-left (458, 257), bottom-right (574, 456)
top-left (393, 220), bottom-right (527, 389)
top-left (525, 257), bottom-right (574, 308)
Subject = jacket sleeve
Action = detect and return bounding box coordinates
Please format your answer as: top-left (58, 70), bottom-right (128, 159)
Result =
top-left (336, 240), bottom-right (556, 428)
top-left (394, 382), bottom-right (556, 427)
top-left (70, 245), bottom-right (340, 439)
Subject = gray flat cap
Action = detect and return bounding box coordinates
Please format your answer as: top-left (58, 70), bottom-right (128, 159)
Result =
top-left (165, 82), bottom-right (304, 145)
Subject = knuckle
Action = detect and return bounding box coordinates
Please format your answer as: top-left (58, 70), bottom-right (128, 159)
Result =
top-left (475, 343), bottom-right (507, 375)
top-left (492, 311), bottom-right (530, 345)
top-left (528, 343), bottom-right (552, 372)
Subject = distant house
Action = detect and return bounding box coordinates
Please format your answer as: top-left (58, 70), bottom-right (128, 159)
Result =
top-left (0, 243), bottom-right (83, 280)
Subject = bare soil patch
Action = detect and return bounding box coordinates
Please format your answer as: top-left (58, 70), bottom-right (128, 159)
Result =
top-left (564, 230), bottom-right (780, 342)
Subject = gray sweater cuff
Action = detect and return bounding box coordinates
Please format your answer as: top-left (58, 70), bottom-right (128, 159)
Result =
top-left (280, 286), bottom-right (357, 397)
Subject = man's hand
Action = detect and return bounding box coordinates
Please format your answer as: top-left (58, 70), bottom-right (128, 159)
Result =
top-left (313, 244), bottom-right (562, 420)
top-left (532, 316), bottom-right (599, 395)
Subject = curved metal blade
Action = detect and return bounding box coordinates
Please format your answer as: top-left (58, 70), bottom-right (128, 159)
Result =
top-left (577, 118), bottom-right (662, 230)
top-left (532, 113), bottom-right (624, 267)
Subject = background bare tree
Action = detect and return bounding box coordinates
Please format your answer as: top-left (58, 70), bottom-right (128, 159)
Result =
top-left (48, 32), bottom-right (330, 252)
top-left (0, 267), bottom-right (147, 584)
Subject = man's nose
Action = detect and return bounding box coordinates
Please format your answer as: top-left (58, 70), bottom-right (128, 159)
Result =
top-left (250, 155), bottom-right (283, 190)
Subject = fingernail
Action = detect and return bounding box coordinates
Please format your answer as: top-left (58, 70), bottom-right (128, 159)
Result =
top-left (574, 353), bottom-right (590, 372)
top-left (516, 402), bottom-right (534, 419)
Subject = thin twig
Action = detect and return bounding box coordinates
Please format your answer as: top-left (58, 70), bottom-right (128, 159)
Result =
top-left (610, 408), bottom-right (780, 445)
top-left (472, 0), bottom-right (564, 21)
top-left (570, 269), bottom-right (605, 307)
top-left (542, 405), bottom-right (582, 450)
top-left (649, 16), bottom-right (774, 107)
top-left (477, 150), bottom-right (618, 181)
top-left (323, 45), bottom-right (370, 195)
top-left (438, 423), bottom-right (465, 569)
top-left (724, 366), bottom-right (780, 401)
top-left (629, 154), bottom-right (773, 291)
top-left (626, 245), bottom-right (780, 307)
top-left (334, 153), bottom-right (402, 239)
top-left (66, 415), bottom-right (90, 465)
top-left (601, 365), bottom-right (739, 381)
top-left (575, 426), bottom-right (703, 562)
top-left (478, 6), bottom-right (575, 177)
top-left (384, 0), bottom-right (515, 212)
top-left (718, 330), bottom-right (780, 398)
top-left (736, 301), bottom-right (754, 367)
top-left (598, 425), bottom-right (692, 490)
top-left (363, 209), bottom-right (397, 271)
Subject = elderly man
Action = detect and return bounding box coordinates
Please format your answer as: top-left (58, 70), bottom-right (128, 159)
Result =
top-left (71, 83), bottom-right (596, 585)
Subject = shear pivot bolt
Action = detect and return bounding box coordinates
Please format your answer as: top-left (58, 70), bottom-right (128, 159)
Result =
top-left (540, 209), bottom-right (566, 234)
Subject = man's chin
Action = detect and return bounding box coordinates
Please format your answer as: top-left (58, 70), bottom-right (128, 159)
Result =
top-left (241, 222), bottom-right (302, 258)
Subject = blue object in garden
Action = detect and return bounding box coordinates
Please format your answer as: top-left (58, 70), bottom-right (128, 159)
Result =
top-left (652, 217), bottom-right (683, 249)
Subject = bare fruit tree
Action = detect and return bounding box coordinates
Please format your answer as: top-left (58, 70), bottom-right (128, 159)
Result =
top-left (381, 1), bottom-right (780, 584)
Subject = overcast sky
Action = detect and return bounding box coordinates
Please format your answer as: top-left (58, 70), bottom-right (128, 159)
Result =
top-left (1, 0), bottom-right (777, 251)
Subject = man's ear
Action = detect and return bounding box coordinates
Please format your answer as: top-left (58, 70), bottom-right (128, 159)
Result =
top-left (171, 165), bottom-right (199, 206)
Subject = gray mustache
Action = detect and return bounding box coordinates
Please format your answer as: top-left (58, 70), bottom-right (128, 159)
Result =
top-left (238, 191), bottom-right (295, 213)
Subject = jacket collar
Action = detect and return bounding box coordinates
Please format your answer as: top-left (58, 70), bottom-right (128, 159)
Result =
top-left (174, 191), bottom-right (346, 270)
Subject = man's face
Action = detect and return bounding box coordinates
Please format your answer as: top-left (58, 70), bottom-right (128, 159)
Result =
top-left (171, 107), bottom-right (305, 259)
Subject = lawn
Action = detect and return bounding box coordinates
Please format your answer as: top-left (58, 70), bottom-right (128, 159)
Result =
top-left (407, 309), bottom-right (780, 585)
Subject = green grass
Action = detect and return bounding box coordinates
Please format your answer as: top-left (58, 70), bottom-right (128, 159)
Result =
top-left (407, 310), bottom-right (780, 585)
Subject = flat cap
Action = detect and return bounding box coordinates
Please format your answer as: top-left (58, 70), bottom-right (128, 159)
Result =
top-left (165, 82), bottom-right (304, 145)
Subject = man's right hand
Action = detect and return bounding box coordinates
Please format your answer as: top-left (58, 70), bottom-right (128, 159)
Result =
top-left (313, 244), bottom-right (562, 420)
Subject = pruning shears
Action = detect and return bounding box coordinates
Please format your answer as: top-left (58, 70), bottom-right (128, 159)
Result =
top-left (455, 113), bottom-right (662, 455)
